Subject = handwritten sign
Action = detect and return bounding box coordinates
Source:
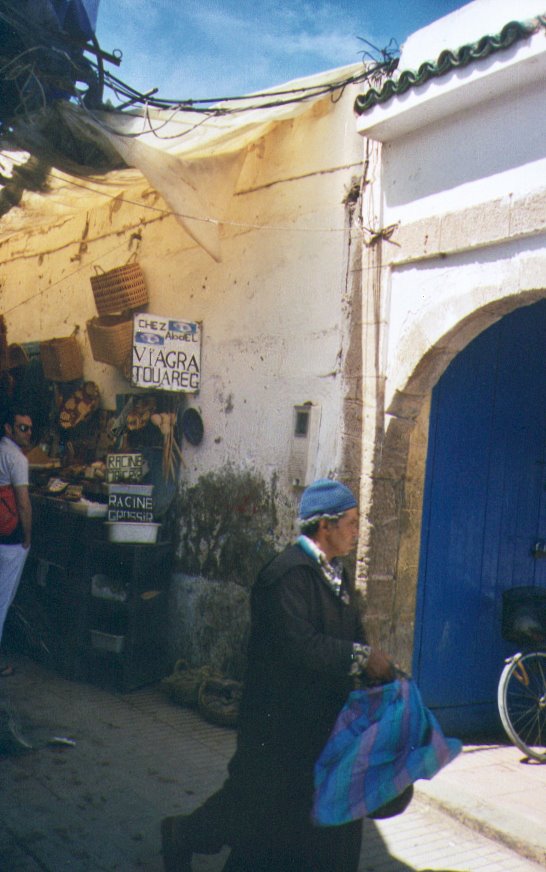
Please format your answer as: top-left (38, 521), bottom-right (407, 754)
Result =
top-left (106, 453), bottom-right (144, 483)
top-left (131, 313), bottom-right (201, 393)
top-left (107, 484), bottom-right (154, 522)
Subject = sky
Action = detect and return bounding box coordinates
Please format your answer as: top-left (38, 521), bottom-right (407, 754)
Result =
top-left (94, 1), bottom-right (471, 104)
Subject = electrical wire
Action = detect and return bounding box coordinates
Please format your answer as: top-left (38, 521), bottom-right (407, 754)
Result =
top-left (0, 8), bottom-right (399, 233)
top-left (102, 65), bottom-right (372, 108)
top-left (2, 210), bottom-right (395, 318)
top-left (2, 215), bottom-right (395, 318)
top-left (0, 0), bottom-right (399, 142)
top-left (0, 147), bottom-right (373, 237)
top-left (74, 100), bottom-right (216, 142)
top-left (0, 156), bottom-right (398, 316)
top-left (0, 4), bottom-right (400, 320)
top-left (0, 0), bottom-right (396, 112)
top-left (71, 57), bottom-right (398, 145)
top-left (1, 236), bottom-right (131, 316)
top-left (98, 57), bottom-right (398, 118)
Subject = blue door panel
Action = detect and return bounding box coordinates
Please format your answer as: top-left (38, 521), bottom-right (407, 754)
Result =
top-left (413, 301), bottom-right (546, 734)
top-left (414, 336), bottom-right (497, 705)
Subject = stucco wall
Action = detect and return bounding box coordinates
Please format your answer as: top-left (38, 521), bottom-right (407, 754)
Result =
top-left (381, 66), bottom-right (546, 412)
top-left (2, 90), bottom-right (364, 471)
top-left (0, 84), bottom-right (366, 587)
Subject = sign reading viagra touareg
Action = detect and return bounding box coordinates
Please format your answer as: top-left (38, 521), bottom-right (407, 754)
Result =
top-left (131, 313), bottom-right (201, 392)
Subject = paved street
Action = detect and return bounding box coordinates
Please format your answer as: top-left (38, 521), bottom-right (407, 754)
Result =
top-left (360, 802), bottom-right (544, 872)
top-left (0, 655), bottom-right (544, 872)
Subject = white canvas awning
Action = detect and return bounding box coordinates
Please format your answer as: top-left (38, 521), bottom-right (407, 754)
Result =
top-left (0, 62), bottom-right (364, 261)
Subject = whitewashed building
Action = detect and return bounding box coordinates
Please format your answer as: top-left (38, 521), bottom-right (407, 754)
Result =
top-left (2, 0), bottom-right (546, 732)
top-left (355, 0), bottom-right (546, 731)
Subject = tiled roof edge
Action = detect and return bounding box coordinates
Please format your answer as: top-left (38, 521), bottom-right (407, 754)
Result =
top-left (354, 16), bottom-right (546, 115)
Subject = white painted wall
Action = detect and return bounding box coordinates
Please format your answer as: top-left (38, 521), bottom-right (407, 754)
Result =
top-left (382, 77), bottom-right (546, 224)
top-left (387, 239), bottom-right (546, 400)
top-left (351, 0), bottom-right (546, 657)
top-left (356, 0), bottom-right (546, 415)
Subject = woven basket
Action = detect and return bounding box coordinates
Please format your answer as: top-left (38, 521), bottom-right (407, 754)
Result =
top-left (7, 343), bottom-right (29, 369)
top-left (40, 335), bottom-right (83, 381)
top-left (197, 677), bottom-right (243, 728)
top-left (90, 262), bottom-right (148, 315)
top-left (87, 315), bottom-right (134, 368)
top-left (160, 660), bottom-right (216, 708)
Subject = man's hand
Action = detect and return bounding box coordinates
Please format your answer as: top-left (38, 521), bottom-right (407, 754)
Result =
top-left (365, 648), bottom-right (396, 684)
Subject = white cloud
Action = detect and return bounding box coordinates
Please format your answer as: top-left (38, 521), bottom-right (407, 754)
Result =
top-left (185, 0), bottom-right (369, 62)
top-left (96, 1), bottom-right (383, 100)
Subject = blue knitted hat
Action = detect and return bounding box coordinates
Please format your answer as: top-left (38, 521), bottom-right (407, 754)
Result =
top-left (299, 479), bottom-right (357, 522)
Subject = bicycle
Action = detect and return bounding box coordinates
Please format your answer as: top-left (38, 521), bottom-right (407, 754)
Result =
top-left (497, 586), bottom-right (546, 762)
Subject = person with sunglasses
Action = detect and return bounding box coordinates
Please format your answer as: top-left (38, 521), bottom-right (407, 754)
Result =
top-left (0, 405), bottom-right (33, 677)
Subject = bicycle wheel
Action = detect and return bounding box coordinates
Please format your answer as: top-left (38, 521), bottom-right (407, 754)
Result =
top-left (498, 651), bottom-right (546, 762)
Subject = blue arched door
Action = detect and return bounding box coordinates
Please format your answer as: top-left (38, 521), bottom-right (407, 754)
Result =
top-left (413, 300), bottom-right (546, 735)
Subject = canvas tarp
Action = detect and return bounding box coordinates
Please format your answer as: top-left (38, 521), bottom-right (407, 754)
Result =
top-left (0, 62), bottom-right (363, 260)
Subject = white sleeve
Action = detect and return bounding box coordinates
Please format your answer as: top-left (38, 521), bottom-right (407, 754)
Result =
top-left (9, 452), bottom-right (29, 488)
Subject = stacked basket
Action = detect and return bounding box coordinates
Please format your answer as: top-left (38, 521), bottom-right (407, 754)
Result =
top-left (40, 331), bottom-right (83, 382)
top-left (87, 260), bottom-right (148, 372)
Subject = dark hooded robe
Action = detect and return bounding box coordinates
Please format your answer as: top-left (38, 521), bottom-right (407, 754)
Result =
top-left (189, 543), bottom-right (367, 872)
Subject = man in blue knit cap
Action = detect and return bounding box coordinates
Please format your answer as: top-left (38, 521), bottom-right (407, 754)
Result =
top-left (161, 479), bottom-right (395, 872)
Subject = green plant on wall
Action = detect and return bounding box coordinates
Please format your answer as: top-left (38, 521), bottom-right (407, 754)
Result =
top-left (175, 467), bottom-right (279, 588)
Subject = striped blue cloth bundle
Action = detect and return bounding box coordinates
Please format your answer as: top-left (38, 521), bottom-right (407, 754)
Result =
top-left (313, 678), bottom-right (462, 825)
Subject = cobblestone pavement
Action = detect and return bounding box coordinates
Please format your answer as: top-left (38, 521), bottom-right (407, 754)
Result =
top-left (0, 655), bottom-right (544, 872)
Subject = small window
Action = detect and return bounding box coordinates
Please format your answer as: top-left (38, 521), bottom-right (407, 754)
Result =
top-left (295, 409), bottom-right (309, 437)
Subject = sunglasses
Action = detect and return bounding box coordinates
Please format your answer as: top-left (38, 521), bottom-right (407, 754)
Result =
top-left (15, 423), bottom-right (32, 433)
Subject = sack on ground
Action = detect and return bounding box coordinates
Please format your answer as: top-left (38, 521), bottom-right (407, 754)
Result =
top-left (313, 677), bottom-right (462, 825)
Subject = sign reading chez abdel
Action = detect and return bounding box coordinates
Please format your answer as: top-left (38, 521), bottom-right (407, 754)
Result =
top-left (131, 313), bottom-right (201, 392)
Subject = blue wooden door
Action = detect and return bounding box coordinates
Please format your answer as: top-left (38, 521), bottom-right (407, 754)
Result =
top-left (413, 300), bottom-right (546, 735)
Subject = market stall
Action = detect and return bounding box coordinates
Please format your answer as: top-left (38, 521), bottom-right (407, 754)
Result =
top-left (1, 268), bottom-right (203, 691)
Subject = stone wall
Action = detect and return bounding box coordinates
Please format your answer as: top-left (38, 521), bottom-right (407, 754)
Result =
top-left (167, 574), bottom-right (250, 679)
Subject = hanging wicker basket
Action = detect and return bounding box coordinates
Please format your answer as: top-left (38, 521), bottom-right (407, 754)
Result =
top-left (40, 334), bottom-right (83, 382)
top-left (87, 315), bottom-right (134, 368)
top-left (90, 261), bottom-right (148, 315)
